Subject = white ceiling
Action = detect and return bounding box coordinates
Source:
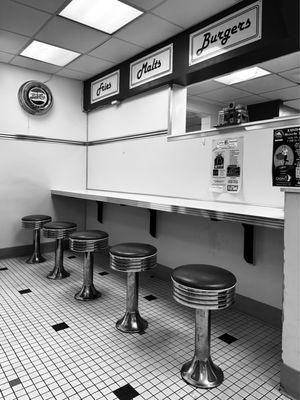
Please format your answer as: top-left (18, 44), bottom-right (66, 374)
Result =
top-left (188, 51), bottom-right (300, 111)
top-left (0, 0), bottom-right (242, 80)
top-left (0, 0), bottom-right (299, 111)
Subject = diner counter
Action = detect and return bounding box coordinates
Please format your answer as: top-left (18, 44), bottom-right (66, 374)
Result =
top-left (51, 188), bottom-right (284, 229)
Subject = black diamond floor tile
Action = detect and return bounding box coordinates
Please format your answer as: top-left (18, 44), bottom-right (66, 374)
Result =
top-left (18, 289), bottom-right (32, 295)
top-left (9, 378), bottom-right (21, 388)
top-left (113, 383), bottom-right (139, 400)
top-left (144, 294), bottom-right (157, 301)
top-left (0, 267), bottom-right (8, 271)
top-left (99, 271), bottom-right (109, 276)
top-left (218, 333), bottom-right (238, 344)
top-left (52, 322), bottom-right (69, 332)
top-left (67, 255), bottom-right (76, 259)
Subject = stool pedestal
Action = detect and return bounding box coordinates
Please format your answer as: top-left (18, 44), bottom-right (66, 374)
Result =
top-left (181, 309), bottom-right (223, 388)
top-left (27, 229), bottom-right (45, 264)
top-left (75, 252), bottom-right (101, 301)
top-left (47, 239), bottom-right (70, 280)
top-left (116, 272), bottom-right (148, 333)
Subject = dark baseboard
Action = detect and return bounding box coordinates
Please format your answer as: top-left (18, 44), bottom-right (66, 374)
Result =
top-left (0, 242), bottom-right (55, 259)
top-left (280, 363), bottom-right (300, 400)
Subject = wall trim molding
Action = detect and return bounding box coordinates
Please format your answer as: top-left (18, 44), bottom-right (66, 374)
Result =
top-left (0, 132), bottom-right (86, 146)
top-left (0, 242), bottom-right (55, 260)
top-left (280, 363), bottom-right (300, 400)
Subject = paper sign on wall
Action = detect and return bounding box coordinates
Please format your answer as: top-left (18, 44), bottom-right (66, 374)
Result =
top-left (211, 137), bottom-right (243, 193)
top-left (91, 70), bottom-right (120, 104)
top-left (130, 44), bottom-right (173, 89)
top-left (272, 126), bottom-right (300, 187)
top-left (189, 0), bottom-right (262, 66)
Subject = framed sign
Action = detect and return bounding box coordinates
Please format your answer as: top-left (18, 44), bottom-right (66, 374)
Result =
top-left (91, 70), bottom-right (120, 104)
top-left (189, 0), bottom-right (262, 66)
top-left (18, 81), bottom-right (53, 115)
top-left (130, 44), bottom-right (173, 89)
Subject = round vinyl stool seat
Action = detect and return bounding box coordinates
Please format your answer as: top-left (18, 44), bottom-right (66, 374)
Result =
top-left (43, 221), bottom-right (77, 280)
top-left (172, 264), bottom-right (236, 389)
top-left (69, 230), bottom-right (109, 301)
top-left (110, 243), bottom-right (157, 333)
top-left (21, 214), bottom-right (52, 264)
top-left (110, 242), bottom-right (157, 273)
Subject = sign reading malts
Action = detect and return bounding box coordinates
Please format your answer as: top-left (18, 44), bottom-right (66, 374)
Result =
top-left (272, 126), bottom-right (300, 187)
top-left (130, 44), bottom-right (173, 89)
top-left (91, 70), bottom-right (120, 104)
top-left (18, 81), bottom-right (53, 115)
top-left (189, 0), bottom-right (262, 65)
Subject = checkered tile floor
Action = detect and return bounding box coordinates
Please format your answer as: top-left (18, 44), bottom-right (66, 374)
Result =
top-left (0, 252), bottom-right (290, 400)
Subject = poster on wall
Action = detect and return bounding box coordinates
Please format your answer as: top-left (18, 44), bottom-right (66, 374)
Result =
top-left (272, 126), bottom-right (300, 187)
top-left (210, 137), bottom-right (243, 193)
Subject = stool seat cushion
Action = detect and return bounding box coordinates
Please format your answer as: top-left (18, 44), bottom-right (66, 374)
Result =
top-left (44, 221), bottom-right (77, 230)
top-left (172, 264), bottom-right (236, 290)
top-left (69, 230), bottom-right (108, 241)
top-left (22, 214), bottom-right (51, 222)
top-left (110, 243), bottom-right (157, 258)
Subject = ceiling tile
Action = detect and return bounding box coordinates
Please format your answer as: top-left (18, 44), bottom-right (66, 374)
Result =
top-left (0, 30), bottom-right (30, 54)
top-left (66, 55), bottom-right (114, 75)
top-left (114, 13), bottom-right (182, 48)
top-left (233, 94), bottom-right (269, 105)
top-left (284, 99), bottom-right (300, 111)
top-left (89, 37), bottom-right (144, 63)
top-left (262, 85), bottom-right (300, 101)
top-left (197, 86), bottom-right (251, 102)
top-left (0, 51), bottom-right (14, 63)
top-left (0, 0), bottom-right (51, 36)
top-left (151, 0), bottom-right (240, 29)
top-left (188, 79), bottom-right (225, 95)
top-left (11, 0), bottom-right (68, 14)
top-left (259, 51), bottom-right (300, 73)
top-left (279, 68), bottom-right (300, 84)
top-left (11, 56), bottom-right (61, 74)
top-left (234, 75), bottom-right (295, 94)
top-left (122, 0), bottom-right (166, 11)
top-left (56, 68), bottom-right (91, 80)
top-left (36, 17), bottom-right (109, 54)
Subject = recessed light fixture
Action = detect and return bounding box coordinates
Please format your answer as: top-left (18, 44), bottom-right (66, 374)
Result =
top-left (214, 67), bottom-right (271, 85)
top-left (20, 40), bottom-right (80, 67)
top-left (59, 0), bottom-right (143, 34)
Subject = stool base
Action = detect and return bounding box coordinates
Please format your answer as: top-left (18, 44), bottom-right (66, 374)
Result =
top-left (116, 311), bottom-right (148, 334)
top-left (75, 284), bottom-right (101, 301)
top-left (47, 267), bottom-right (70, 280)
top-left (26, 253), bottom-right (45, 264)
top-left (181, 356), bottom-right (224, 389)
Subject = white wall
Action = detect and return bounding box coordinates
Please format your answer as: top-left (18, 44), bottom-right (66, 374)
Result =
top-left (0, 64), bottom-right (86, 248)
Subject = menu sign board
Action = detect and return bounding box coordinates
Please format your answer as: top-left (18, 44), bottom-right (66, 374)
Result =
top-left (189, 0), bottom-right (262, 65)
top-left (272, 126), bottom-right (300, 187)
top-left (130, 44), bottom-right (173, 89)
top-left (91, 70), bottom-right (120, 104)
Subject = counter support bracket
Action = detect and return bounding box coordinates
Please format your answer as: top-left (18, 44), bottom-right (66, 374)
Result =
top-left (149, 209), bottom-right (157, 238)
top-left (97, 201), bottom-right (103, 224)
top-left (242, 224), bottom-right (254, 265)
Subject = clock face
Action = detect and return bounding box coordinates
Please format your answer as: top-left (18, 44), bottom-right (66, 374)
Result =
top-left (18, 81), bottom-right (53, 115)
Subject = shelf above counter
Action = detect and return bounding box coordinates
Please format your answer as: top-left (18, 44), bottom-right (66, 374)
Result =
top-left (51, 188), bottom-right (284, 229)
top-left (168, 115), bottom-right (300, 142)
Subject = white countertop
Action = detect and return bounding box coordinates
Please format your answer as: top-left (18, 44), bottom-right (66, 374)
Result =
top-left (51, 188), bottom-right (284, 229)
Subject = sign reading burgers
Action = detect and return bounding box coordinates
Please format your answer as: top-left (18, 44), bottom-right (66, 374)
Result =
top-left (18, 81), bottom-right (53, 115)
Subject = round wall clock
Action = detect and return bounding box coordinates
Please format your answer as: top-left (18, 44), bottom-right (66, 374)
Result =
top-left (18, 81), bottom-right (53, 115)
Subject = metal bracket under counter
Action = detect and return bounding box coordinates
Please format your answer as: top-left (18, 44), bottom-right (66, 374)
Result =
top-left (52, 189), bottom-right (284, 265)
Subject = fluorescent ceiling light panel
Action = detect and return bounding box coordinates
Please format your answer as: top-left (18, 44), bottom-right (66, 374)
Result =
top-left (20, 40), bottom-right (80, 66)
top-left (59, 0), bottom-right (143, 34)
top-left (214, 67), bottom-right (271, 85)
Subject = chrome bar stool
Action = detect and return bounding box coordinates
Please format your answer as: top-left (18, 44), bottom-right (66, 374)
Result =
top-left (171, 264), bottom-right (236, 389)
top-left (69, 230), bottom-right (109, 301)
top-left (110, 243), bottom-right (157, 333)
top-left (43, 221), bottom-right (77, 280)
top-left (21, 214), bottom-right (52, 264)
